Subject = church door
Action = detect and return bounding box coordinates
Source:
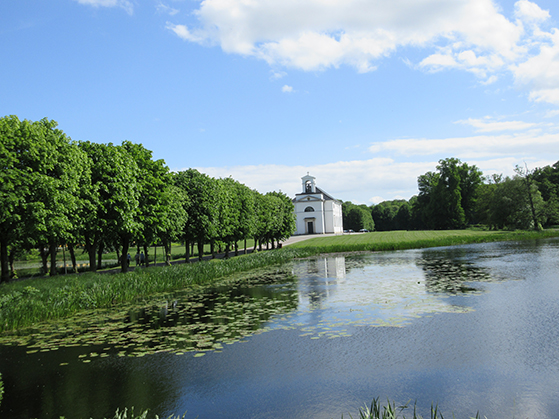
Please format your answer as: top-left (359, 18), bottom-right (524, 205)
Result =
top-left (307, 221), bottom-right (314, 234)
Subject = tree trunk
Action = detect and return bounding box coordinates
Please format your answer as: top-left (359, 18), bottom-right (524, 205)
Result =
top-left (164, 240), bottom-right (171, 266)
top-left (184, 238), bottom-right (190, 263)
top-left (8, 247), bottom-right (16, 279)
top-left (84, 234), bottom-right (97, 273)
top-left (244, 239), bottom-right (247, 255)
top-left (210, 241), bottom-right (215, 259)
top-left (49, 242), bottom-right (58, 276)
top-left (224, 243), bottom-right (230, 259)
top-left (197, 240), bottom-right (204, 261)
top-left (97, 241), bottom-right (104, 270)
top-left (0, 234), bottom-right (10, 282)
top-left (143, 243), bottom-right (150, 268)
top-left (120, 237), bottom-right (130, 273)
top-left (235, 242), bottom-right (239, 257)
top-left (68, 243), bottom-right (77, 273)
top-left (39, 245), bottom-right (49, 275)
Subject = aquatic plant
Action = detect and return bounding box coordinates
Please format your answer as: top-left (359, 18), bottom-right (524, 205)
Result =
top-left (59, 407), bottom-right (186, 419)
top-left (344, 398), bottom-right (482, 419)
top-left (0, 372), bottom-right (3, 406)
top-left (0, 247), bottom-right (315, 332)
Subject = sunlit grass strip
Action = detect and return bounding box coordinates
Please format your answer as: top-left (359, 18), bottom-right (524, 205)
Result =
top-left (0, 247), bottom-right (315, 332)
top-left (289, 229), bottom-right (559, 254)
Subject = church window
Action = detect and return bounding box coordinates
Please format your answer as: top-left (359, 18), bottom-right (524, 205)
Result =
top-left (304, 206), bottom-right (314, 212)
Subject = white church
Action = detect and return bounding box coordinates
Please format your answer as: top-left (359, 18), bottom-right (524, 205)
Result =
top-left (293, 174), bottom-right (343, 235)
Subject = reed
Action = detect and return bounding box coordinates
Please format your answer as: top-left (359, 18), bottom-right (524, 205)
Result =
top-left (343, 397), bottom-right (482, 419)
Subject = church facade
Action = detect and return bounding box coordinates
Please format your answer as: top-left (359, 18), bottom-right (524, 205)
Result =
top-left (293, 174), bottom-right (343, 235)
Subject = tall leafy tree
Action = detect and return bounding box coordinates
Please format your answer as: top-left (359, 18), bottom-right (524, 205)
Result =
top-left (0, 116), bottom-right (33, 281)
top-left (415, 158), bottom-right (482, 230)
top-left (158, 183), bottom-right (188, 265)
top-left (174, 169), bottom-right (218, 261)
top-left (29, 119), bottom-right (90, 276)
top-left (120, 141), bottom-right (173, 267)
top-left (78, 141), bottom-right (140, 273)
top-left (266, 191), bottom-right (296, 247)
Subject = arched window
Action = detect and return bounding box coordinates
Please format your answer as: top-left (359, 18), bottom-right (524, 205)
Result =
top-left (304, 206), bottom-right (315, 212)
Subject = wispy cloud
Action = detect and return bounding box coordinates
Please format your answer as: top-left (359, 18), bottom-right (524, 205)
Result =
top-left (282, 85), bottom-right (293, 93)
top-left (74, 0), bottom-right (133, 15)
top-left (157, 3), bottom-right (179, 16)
top-left (455, 117), bottom-right (538, 132)
top-left (368, 132), bottom-right (559, 158)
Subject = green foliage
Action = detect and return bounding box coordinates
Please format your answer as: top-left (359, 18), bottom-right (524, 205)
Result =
top-left (343, 202), bottom-right (374, 231)
top-left (476, 175), bottom-right (545, 230)
top-left (0, 372), bottom-right (3, 407)
top-left (415, 158), bottom-right (482, 230)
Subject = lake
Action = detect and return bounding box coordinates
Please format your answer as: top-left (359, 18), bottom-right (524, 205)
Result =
top-left (1, 238), bottom-right (558, 419)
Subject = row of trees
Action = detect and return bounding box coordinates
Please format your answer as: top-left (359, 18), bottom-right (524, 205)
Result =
top-left (0, 116), bottom-right (295, 282)
top-left (343, 158), bottom-right (559, 233)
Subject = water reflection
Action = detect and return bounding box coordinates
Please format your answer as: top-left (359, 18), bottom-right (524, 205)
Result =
top-left (2, 239), bottom-right (559, 419)
top-left (0, 270), bottom-right (300, 360)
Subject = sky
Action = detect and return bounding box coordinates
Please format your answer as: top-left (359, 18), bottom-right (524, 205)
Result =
top-left (2, 0), bottom-right (559, 204)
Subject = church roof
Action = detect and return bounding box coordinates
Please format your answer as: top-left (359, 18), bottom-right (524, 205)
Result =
top-left (294, 187), bottom-right (339, 202)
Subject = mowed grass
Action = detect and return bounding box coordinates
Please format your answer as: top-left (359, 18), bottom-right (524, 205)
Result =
top-left (289, 229), bottom-right (559, 253)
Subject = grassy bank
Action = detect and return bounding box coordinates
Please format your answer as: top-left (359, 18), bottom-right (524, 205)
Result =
top-left (289, 229), bottom-right (559, 253)
top-left (2, 229), bottom-right (558, 333)
top-left (0, 247), bottom-right (315, 332)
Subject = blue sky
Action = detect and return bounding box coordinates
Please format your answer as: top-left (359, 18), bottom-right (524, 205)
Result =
top-left (2, 0), bottom-right (559, 204)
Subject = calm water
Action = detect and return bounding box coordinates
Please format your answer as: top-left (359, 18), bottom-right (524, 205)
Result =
top-left (1, 238), bottom-right (559, 419)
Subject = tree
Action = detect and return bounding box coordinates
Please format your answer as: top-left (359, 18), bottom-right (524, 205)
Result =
top-left (532, 161), bottom-right (559, 226)
top-left (370, 200), bottom-right (406, 231)
top-left (120, 141), bottom-right (173, 268)
top-left (415, 158), bottom-right (482, 230)
top-left (78, 142), bottom-right (140, 272)
top-left (343, 202), bottom-right (374, 231)
top-left (174, 169), bottom-right (218, 261)
top-left (0, 116), bottom-right (33, 281)
top-left (29, 119), bottom-right (90, 276)
top-left (158, 183), bottom-right (188, 265)
top-left (267, 191), bottom-right (296, 247)
top-left (476, 174), bottom-right (545, 230)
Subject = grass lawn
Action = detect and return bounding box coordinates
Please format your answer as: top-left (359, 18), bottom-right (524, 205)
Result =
top-left (288, 229), bottom-right (559, 253)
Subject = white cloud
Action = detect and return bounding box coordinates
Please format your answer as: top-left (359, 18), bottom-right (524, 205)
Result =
top-left (74, 0), bottom-right (133, 14)
top-left (368, 131), bottom-right (559, 158)
top-left (168, 0), bottom-right (528, 74)
top-left (515, 0), bottom-right (550, 22)
top-left (165, 0), bottom-right (559, 106)
top-left (511, 28), bottom-right (559, 105)
top-left (192, 158), bottom-right (433, 205)
top-left (157, 3), bottom-right (179, 16)
top-left (181, 122), bottom-right (559, 204)
top-left (455, 117), bottom-right (537, 132)
top-left (282, 85), bottom-right (293, 93)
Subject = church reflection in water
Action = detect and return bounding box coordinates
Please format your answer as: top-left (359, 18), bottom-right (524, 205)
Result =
top-left (292, 256), bottom-right (346, 308)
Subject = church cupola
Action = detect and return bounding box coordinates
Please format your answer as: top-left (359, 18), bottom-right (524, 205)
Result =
top-left (302, 173), bottom-right (316, 193)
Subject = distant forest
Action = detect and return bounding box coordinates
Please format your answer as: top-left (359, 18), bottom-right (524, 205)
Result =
top-left (342, 157), bottom-right (559, 233)
top-left (0, 116), bottom-right (294, 282)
